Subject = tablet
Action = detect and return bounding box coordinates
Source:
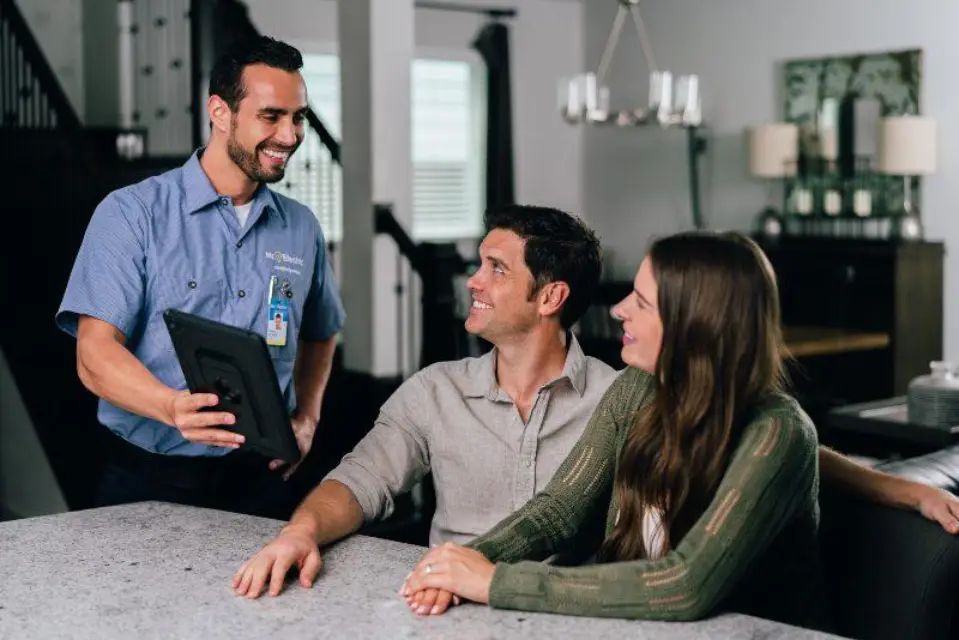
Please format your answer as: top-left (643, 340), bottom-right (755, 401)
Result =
top-left (162, 309), bottom-right (301, 463)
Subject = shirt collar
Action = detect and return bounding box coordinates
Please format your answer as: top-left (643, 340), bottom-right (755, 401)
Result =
top-left (463, 332), bottom-right (590, 400)
top-left (181, 148), bottom-right (286, 227)
top-left (560, 334), bottom-right (589, 396)
top-left (463, 348), bottom-right (499, 400)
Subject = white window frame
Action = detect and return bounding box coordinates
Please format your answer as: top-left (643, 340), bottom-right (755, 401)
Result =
top-left (274, 42), bottom-right (486, 243)
top-left (411, 46), bottom-right (487, 242)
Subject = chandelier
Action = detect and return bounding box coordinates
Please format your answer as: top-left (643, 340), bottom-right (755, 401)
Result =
top-left (559, 0), bottom-right (702, 129)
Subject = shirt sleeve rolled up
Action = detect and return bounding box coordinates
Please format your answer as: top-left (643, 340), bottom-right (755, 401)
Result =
top-left (323, 371), bottom-right (433, 522)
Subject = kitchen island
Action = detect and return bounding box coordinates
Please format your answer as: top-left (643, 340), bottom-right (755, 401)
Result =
top-left (0, 502), bottom-right (838, 639)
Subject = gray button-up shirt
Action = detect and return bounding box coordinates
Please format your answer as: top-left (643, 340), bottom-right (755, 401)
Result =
top-left (324, 335), bottom-right (620, 545)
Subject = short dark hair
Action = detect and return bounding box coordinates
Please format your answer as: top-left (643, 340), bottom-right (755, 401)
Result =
top-left (208, 36), bottom-right (303, 111)
top-left (484, 204), bottom-right (602, 329)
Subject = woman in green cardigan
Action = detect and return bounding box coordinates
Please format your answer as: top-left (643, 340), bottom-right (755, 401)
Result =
top-left (401, 231), bottom-right (829, 629)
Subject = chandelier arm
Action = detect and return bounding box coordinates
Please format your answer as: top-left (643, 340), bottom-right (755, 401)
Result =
top-left (595, 4), bottom-right (628, 87)
top-left (628, 1), bottom-right (658, 73)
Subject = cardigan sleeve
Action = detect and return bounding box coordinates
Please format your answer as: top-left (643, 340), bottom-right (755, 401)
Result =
top-left (467, 368), bottom-right (652, 564)
top-left (487, 404), bottom-right (819, 621)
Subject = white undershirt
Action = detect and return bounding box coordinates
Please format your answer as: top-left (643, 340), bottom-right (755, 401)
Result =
top-left (234, 202), bottom-right (254, 227)
top-left (643, 508), bottom-right (666, 559)
top-left (613, 507), bottom-right (666, 559)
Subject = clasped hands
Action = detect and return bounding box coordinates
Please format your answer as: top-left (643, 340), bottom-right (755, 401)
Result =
top-left (399, 543), bottom-right (495, 616)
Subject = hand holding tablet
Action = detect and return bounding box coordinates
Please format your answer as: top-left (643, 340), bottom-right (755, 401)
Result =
top-left (163, 388), bottom-right (246, 448)
top-left (163, 309), bottom-right (301, 462)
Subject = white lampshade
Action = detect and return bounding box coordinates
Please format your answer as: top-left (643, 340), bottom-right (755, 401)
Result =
top-left (878, 116), bottom-right (937, 175)
top-left (749, 123), bottom-right (799, 178)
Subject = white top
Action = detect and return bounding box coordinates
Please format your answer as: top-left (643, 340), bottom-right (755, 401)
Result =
top-left (643, 508), bottom-right (665, 559)
top-left (613, 506), bottom-right (666, 559)
top-left (234, 202), bottom-right (254, 227)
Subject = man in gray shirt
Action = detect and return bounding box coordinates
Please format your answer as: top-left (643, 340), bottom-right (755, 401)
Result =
top-left (234, 204), bottom-right (611, 592)
top-left (234, 205), bottom-right (959, 607)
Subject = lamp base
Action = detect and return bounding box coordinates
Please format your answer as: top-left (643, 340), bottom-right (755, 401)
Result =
top-left (755, 206), bottom-right (785, 240)
top-left (891, 209), bottom-right (923, 241)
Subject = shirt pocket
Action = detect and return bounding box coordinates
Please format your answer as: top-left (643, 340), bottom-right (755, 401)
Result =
top-left (155, 272), bottom-right (225, 319)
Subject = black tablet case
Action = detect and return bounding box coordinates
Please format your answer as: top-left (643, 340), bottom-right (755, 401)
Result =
top-left (163, 309), bottom-right (301, 462)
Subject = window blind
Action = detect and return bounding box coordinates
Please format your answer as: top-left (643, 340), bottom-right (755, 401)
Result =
top-left (272, 54), bottom-right (483, 242)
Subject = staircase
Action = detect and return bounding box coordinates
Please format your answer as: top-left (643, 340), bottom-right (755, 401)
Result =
top-left (0, 0), bottom-right (184, 511)
top-left (0, 0), bottom-right (80, 130)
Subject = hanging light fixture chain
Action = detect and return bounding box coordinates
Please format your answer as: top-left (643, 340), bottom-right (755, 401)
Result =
top-left (628, 0), bottom-right (658, 73)
top-left (596, 4), bottom-right (628, 86)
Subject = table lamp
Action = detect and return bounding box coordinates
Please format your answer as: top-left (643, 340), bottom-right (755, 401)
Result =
top-left (749, 122), bottom-right (799, 239)
top-left (878, 115), bottom-right (937, 240)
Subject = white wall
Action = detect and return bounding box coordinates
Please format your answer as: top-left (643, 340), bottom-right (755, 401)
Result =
top-left (246, 0), bottom-right (585, 221)
top-left (14, 0), bottom-right (85, 122)
top-left (583, 0), bottom-right (959, 358)
top-left (0, 348), bottom-right (68, 519)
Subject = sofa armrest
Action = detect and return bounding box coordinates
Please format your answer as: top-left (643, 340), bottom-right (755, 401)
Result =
top-left (875, 445), bottom-right (959, 495)
top-left (820, 489), bottom-right (959, 639)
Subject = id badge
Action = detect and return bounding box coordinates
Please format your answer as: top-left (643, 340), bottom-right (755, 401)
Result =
top-left (266, 276), bottom-right (289, 347)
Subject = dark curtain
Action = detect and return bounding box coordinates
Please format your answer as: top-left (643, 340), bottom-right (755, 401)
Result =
top-left (472, 21), bottom-right (515, 209)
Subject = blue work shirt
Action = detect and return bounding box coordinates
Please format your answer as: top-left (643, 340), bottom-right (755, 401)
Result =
top-left (56, 150), bottom-right (345, 457)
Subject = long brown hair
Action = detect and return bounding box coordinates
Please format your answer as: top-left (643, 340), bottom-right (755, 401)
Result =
top-left (597, 231), bottom-right (786, 562)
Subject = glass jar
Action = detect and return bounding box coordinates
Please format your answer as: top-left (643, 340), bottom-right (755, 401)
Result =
top-left (907, 361), bottom-right (959, 428)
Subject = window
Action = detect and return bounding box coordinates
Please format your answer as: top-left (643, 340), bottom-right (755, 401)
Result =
top-left (271, 53), bottom-right (484, 242)
top-left (273, 55), bottom-right (343, 241)
top-left (411, 58), bottom-right (484, 240)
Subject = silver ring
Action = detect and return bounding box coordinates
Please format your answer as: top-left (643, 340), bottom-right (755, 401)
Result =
top-left (424, 563), bottom-right (433, 575)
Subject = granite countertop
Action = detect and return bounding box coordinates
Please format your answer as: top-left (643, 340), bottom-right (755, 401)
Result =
top-left (0, 502), bottom-right (839, 639)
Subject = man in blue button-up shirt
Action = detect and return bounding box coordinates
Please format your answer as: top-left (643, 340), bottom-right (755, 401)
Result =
top-left (56, 36), bottom-right (344, 516)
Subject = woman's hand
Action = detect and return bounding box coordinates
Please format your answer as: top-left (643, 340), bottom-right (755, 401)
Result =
top-left (400, 587), bottom-right (461, 616)
top-left (400, 543), bottom-right (495, 612)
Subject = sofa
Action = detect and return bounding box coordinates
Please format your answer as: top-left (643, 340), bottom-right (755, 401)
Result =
top-left (820, 446), bottom-right (959, 640)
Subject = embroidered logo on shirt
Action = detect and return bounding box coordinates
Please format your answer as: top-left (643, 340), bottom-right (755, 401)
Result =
top-left (265, 250), bottom-right (305, 277)
top-left (265, 250), bottom-right (305, 267)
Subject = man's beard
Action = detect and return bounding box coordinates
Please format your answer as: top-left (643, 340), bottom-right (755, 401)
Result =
top-left (226, 123), bottom-right (297, 184)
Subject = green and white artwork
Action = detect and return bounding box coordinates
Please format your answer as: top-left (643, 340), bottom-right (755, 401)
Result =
top-left (783, 48), bottom-right (922, 215)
